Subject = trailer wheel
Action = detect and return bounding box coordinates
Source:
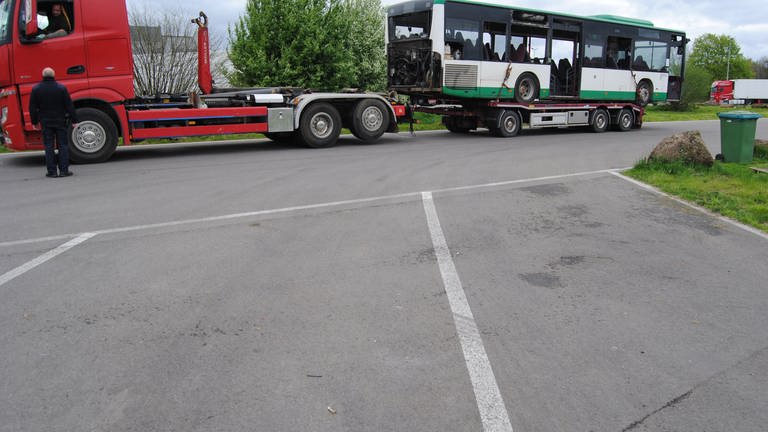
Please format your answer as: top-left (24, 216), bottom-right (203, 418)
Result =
top-left (350, 99), bottom-right (390, 143)
top-left (514, 73), bottom-right (539, 103)
top-left (490, 110), bottom-right (521, 137)
top-left (615, 108), bottom-right (634, 132)
top-left (590, 108), bottom-right (609, 133)
top-left (70, 107), bottom-right (118, 163)
top-left (299, 103), bottom-right (341, 148)
top-left (635, 80), bottom-right (652, 106)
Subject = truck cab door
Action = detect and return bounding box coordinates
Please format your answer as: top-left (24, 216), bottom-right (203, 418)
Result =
top-left (14, 1), bottom-right (87, 127)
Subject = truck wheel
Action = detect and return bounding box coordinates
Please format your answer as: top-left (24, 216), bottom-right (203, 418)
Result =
top-left (514, 73), bottom-right (539, 103)
top-left (635, 80), bottom-right (652, 106)
top-left (490, 110), bottom-right (521, 137)
top-left (299, 103), bottom-right (341, 148)
top-left (350, 99), bottom-right (390, 143)
top-left (590, 108), bottom-right (609, 133)
top-left (614, 108), bottom-right (634, 131)
top-left (70, 107), bottom-right (118, 163)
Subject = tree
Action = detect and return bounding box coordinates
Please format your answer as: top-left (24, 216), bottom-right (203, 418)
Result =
top-left (129, 4), bottom-right (227, 95)
top-left (688, 34), bottom-right (753, 81)
top-left (227, 0), bottom-right (386, 91)
top-left (751, 56), bottom-right (768, 79)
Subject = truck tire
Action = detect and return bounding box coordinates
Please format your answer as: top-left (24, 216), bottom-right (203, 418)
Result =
top-left (614, 108), bottom-right (634, 132)
top-left (350, 99), bottom-right (390, 143)
top-left (298, 103), bottom-right (341, 148)
top-left (70, 107), bottom-right (118, 163)
top-left (590, 108), bottom-right (609, 133)
top-left (489, 110), bottom-right (521, 137)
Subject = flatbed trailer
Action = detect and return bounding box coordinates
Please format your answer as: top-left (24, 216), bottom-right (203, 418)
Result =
top-left (415, 100), bottom-right (643, 136)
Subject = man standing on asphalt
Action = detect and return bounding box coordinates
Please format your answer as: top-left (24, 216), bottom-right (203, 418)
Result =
top-left (29, 67), bottom-right (78, 178)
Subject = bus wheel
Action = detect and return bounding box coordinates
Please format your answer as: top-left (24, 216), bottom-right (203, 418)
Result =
top-left (514, 73), bottom-right (539, 103)
top-left (635, 81), bottom-right (652, 106)
top-left (590, 108), bottom-right (610, 133)
top-left (299, 103), bottom-right (341, 148)
top-left (615, 109), bottom-right (634, 131)
top-left (350, 99), bottom-right (390, 143)
top-left (490, 110), bottom-right (521, 137)
top-left (70, 107), bottom-right (118, 163)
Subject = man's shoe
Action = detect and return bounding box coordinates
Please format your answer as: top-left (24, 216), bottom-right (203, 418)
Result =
top-left (59, 171), bottom-right (73, 177)
top-left (46, 173), bottom-right (58, 178)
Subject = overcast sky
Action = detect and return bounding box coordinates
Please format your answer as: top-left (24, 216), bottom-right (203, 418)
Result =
top-left (126, 0), bottom-right (768, 60)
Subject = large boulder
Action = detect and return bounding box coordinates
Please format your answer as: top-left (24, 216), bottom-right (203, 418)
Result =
top-left (649, 130), bottom-right (714, 166)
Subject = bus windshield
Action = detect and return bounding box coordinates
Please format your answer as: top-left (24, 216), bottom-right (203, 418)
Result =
top-left (0, 0), bottom-right (12, 45)
top-left (389, 11), bottom-right (431, 41)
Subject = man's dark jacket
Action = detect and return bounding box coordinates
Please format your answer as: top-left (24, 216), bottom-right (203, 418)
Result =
top-left (29, 76), bottom-right (78, 128)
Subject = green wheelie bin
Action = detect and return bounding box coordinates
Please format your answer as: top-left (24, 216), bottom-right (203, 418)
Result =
top-left (717, 111), bottom-right (762, 163)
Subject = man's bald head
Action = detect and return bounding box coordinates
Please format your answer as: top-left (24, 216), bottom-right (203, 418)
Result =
top-left (42, 67), bottom-right (55, 78)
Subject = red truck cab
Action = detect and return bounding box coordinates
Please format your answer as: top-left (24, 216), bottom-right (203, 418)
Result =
top-left (710, 80), bottom-right (734, 104)
top-left (0, 0), bottom-right (134, 155)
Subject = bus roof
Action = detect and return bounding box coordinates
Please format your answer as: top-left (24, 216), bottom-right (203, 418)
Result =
top-left (390, 0), bottom-right (686, 35)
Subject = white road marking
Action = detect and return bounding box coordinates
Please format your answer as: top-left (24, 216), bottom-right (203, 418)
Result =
top-left (0, 232), bottom-right (97, 288)
top-left (611, 171), bottom-right (768, 242)
top-left (1, 168), bottom-right (626, 248)
top-left (421, 192), bottom-right (514, 432)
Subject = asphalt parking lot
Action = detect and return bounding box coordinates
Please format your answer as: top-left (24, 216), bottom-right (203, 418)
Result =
top-left (1, 122), bottom-right (767, 431)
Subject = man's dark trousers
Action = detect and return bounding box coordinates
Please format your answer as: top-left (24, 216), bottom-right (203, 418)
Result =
top-left (42, 126), bottom-right (69, 175)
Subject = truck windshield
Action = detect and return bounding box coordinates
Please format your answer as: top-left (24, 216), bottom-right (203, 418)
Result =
top-left (0, 0), bottom-right (12, 45)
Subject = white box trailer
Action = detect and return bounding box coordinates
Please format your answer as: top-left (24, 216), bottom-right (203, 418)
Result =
top-left (732, 79), bottom-right (768, 103)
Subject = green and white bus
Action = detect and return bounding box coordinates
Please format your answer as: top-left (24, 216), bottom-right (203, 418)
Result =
top-left (387, 0), bottom-right (687, 107)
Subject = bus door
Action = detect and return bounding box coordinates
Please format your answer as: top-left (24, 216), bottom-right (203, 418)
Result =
top-left (549, 19), bottom-right (581, 97)
top-left (666, 34), bottom-right (686, 101)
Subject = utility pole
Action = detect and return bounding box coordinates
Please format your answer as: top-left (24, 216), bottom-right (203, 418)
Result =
top-left (726, 45), bottom-right (731, 80)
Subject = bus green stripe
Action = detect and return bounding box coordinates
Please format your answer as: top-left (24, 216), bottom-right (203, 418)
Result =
top-left (442, 86), bottom-right (551, 99)
top-left (579, 90), bottom-right (667, 101)
top-left (441, 87), bottom-right (664, 102)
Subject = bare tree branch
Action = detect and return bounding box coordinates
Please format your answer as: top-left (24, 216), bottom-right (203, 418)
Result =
top-left (129, 4), bottom-right (227, 95)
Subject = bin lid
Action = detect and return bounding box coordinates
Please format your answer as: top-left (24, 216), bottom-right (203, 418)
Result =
top-left (718, 111), bottom-right (762, 120)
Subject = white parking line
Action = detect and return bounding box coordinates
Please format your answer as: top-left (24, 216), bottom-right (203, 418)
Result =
top-left (422, 192), bottom-right (514, 432)
top-left (1, 168), bottom-right (624, 248)
top-left (611, 171), bottom-right (768, 242)
top-left (0, 232), bottom-right (97, 288)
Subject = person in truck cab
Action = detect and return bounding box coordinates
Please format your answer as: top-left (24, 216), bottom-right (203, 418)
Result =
top-left (43, 3), bottom-right (71, 38)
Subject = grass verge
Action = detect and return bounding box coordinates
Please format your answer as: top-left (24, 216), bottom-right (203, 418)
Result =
top-left (624, 146), bottom-right (768, 233)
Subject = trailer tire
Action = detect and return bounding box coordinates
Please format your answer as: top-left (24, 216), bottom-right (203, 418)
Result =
top-left (350, 99), bottom-right (390, 143)
top-left (635, 80), bottom-right (652, 106)
top-left (514, 73), bottom-right (539, 103)
top-left (490, 110), bottom-right (521, 137)
top-left (614, 108), bottom-right (634, 132)
top-left (70, 107), bottom-right (118, 163)
top-left (298, 103), bottom-right (341, 148)
top-left (590, 108), bottom-right (610, 133)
